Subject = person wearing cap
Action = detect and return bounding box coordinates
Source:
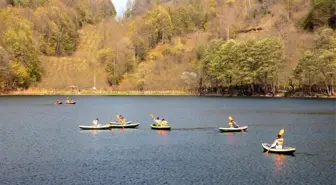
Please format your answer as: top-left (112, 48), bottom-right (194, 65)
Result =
top-left (228, 116), bottom-right (239, 128)
top-left (154, 117), bottom-right (161, 126)
top-left (92, 118), bottom-right (99, 126)
top-left (161, 118), bottom-right (168, 126)
top-left (270, 134), bottom-right (284, 149)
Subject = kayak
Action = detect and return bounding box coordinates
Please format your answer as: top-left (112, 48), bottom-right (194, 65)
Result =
top-left (108, 122), bottom-right (140, 128)
top-left (218, 126), bottom-right (248, 132)
top-left (65, 102), bottom-right (76, 104)
top-left (78, 124), bottom-right (111, 130)
top-left (55, 102), bottom-right (62, 105)
top-left (150, 124), bottom-right (171, 130)
top-left (262, 143), bottom-right (296, 154)
top-left (109, 121), bottom-right (132, 125)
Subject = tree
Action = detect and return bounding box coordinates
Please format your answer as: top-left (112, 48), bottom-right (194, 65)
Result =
top-left (293, 28), bottom-right (336, 96)
top-left (0, 8), bottom-right (41, 88)
top-left (302, 0), bottom-right (336, 31)
top-left (144, 5), bottom-right (173, 45)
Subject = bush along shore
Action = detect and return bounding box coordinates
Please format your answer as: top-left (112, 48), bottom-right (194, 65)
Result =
top-left (1, 88), bottom-right (335, 98)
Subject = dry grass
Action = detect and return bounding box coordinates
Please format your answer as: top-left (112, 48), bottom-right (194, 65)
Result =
top-left (35, 1), bottom-right (315, 91)
top-left (37, 19), bottom-right (126, 89)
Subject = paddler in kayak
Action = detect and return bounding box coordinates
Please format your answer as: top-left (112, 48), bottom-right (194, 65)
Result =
top-left (270, 134), bottom-right (284, 149)
top-left (116, 114), bottom-right (127, 124)
top-left (161, 118), bottom-right (168, 126)
top-left (118, 115), bottom-right (127, 124)
top-left (66, 97), bottom-right (74, 103)
top-left (92, 118), bottom-right (99, 126)
top-left (228, 116), bottom-right (239, 128)
top-left (153, 117), bottom-right (161, 126)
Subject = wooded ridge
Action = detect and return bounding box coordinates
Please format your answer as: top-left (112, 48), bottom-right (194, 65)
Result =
top-left (0, 0), bottom-right (335, 97)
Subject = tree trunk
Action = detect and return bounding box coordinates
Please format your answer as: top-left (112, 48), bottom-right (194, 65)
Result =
top-left (326, 83), bottom-right (331, 96)
top-left (199, 77), bottom-right (203, 96)
top-left (331, 74), bottom-right (334, 95)
top-left (264, 73), bottom-right (268, 94)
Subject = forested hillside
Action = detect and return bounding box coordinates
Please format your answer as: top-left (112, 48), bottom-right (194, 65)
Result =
top-left (0, 0), bottom-right (116, 90)
top-left (0, 0), bottom-right (335, 97)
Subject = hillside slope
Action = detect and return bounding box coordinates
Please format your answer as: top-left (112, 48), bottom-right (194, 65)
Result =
top-left (37, 19), bottom-right (127, 89)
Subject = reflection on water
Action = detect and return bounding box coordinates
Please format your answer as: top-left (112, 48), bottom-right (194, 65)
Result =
top-left (274, 154), bottom-right (285, 172)
top-left (156, 130), bottom-right (169, 136)
top-left (80, 130), bottom-right (111, 135)
top-left (226, 133), bottom-right (235, 145)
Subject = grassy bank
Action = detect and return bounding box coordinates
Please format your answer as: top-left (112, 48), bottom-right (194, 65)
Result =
top-left (1, 89), bottom-right (335, 99)
top-left (1, 89), bottom-right (192, 96)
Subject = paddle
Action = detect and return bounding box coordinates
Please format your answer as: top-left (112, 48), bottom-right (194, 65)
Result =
top-left (149, 113), bottom-right (155, 124)
top-left (238, 123), bottom-right (244, 133)
top-left (149, 113), bottom-right (160, 126)
top-left (279, 129), bottom-right (285, 136)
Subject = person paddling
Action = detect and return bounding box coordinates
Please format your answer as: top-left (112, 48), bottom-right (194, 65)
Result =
top-left (117, 114), bottom-right (127, 124)
top-left (228, 116), bottom-right (239, 128)
top-left (154, 117), bottom-right (161, 126)
top-left (161, 118), bottom-right (168, 126)
top-left (270, 134), bottom-right (284, 149)
top-left (92, 118), bottom-right (99, 126)
top-left (66, 97), bottom-right (74, 103)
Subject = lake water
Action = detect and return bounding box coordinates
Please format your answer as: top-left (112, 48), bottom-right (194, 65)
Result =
top-left (0, 96), bottom-right (335, 185)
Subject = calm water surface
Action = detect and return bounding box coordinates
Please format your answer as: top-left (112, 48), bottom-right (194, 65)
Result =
top-left (0, 96), bottom-right (335, 185)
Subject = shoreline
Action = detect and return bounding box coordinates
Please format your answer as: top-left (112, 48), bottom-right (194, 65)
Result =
top-left (1, 89), bottom-right (335, 99)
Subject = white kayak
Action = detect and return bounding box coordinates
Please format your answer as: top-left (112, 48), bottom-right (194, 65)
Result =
top-left (78, 124), bottom-right (111, 130)
top-left (108, 122), bottom-right (140, 128)
top-left (218, 126), bottom-right (248, 132)
top-left (262, 143), bottom-right (296, 154)
top-left (109, 121), bottom-right (132, 124)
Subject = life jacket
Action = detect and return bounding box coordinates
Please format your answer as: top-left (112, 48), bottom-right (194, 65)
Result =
top-left (228, 122), bottom-right (234, 128)
top-left (277, 138), bottom-right (284, 148)
top-left (161, 121), bottom-right (168, 125)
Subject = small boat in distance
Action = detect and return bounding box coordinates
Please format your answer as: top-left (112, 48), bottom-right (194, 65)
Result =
top-left (65, 97), bottom-right (76, 104)
top-left (150, 124), bottom-right (171, 130)
top-left (108, 122), bottom-right (140, 129)
top-left (218, 126), bottom-right (248, 132)
top-left (55, 100), bottom-right (63, 105)
top-left (65, 101), bottom-right (76, 104)
top-left (78, 124), bottom-right (110, 130)
top-left (262, 143), bottom-right (296, 155)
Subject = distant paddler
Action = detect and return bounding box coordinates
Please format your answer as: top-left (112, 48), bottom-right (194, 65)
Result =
top-left (116, 114), bottom-right (127, 125)
top-left (92, 118), bottom-right (99, 126)
top-left (263, 129), bottom-right (295, 154)
top-left (161, 118), bottom-right (168, 126)
top-left (154, 117), bottom-right (162, 126)
top-left (228, 116), bottom-right (239, 128)
top-left (270, 129), bottom-right (285, 149)
top-left (66, 97), bottom-right (70, 103)
top-left (149, 113), bottom-right (162, 126)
